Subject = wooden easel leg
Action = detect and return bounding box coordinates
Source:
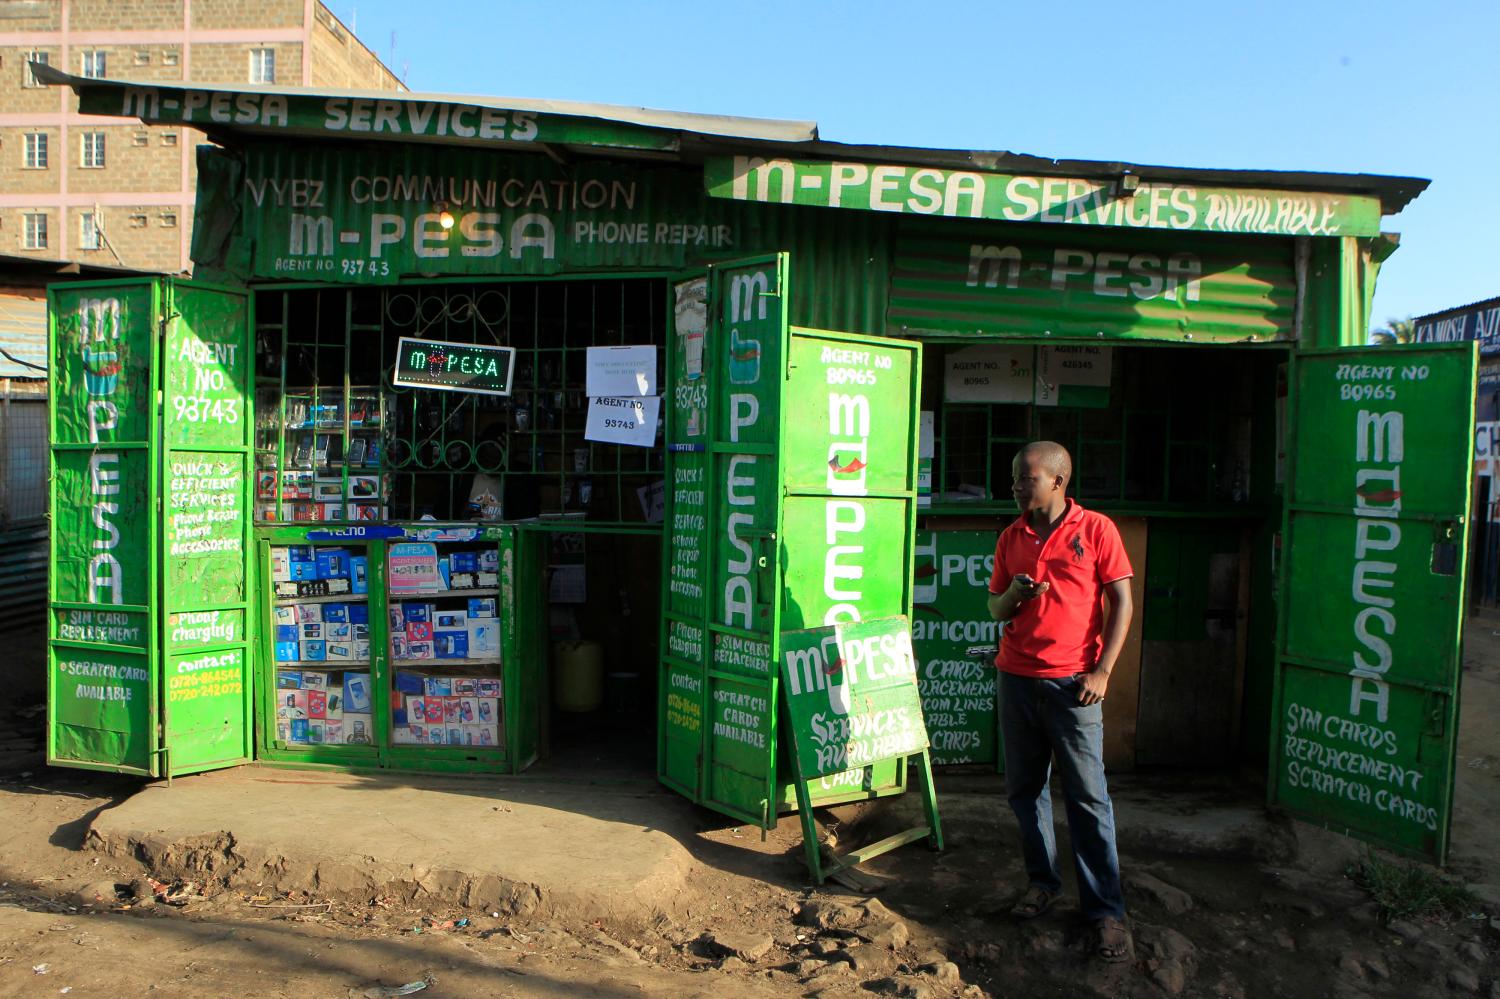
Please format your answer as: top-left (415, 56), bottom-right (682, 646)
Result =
top-left (794, 778), bottom-right (826, 884)
top-left (914, 752), bottom-right (944, 850)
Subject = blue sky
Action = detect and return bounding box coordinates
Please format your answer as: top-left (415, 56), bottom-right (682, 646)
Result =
top-left (333, 0), bottom-right (1497, 328)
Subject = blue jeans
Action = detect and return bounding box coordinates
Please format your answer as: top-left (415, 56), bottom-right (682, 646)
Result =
top-left (999, 670), bottom-right (1125, 921)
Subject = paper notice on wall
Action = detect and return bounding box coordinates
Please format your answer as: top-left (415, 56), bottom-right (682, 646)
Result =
top-left (586, 345), bottom-right (657, 397)
top-left (585, 395), bottom-right (660, 447)
top-left (1039, 345), bottom-right (1112, 386)
top-left (674, 278), bottom-right (707, 381)
top-left (1036, 346), bottom-right (1112, 407)
top-left (944, 345), bottom-right (1035, 403)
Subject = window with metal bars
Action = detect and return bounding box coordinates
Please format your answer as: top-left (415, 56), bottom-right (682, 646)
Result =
top-left (253, 279), bottom-right (667, 527)
top-left (926, 344), bottom-right (1274, 511)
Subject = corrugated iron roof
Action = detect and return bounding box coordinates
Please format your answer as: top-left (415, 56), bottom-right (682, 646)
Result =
top-left (1414, 294), bottom-right (1500, 324)
top-left (0, 293), bottom-right (47, 377)
top-left (32, 64), bottom-right (818, 144)
top-left (34, 64), bottom-right (1430, 216)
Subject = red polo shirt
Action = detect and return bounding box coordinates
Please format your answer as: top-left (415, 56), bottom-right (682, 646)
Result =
top-left (988, 500), bottom-right (1133, 678)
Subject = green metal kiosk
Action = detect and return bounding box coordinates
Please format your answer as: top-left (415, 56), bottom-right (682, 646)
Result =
top-left (40, 66), bottom-right (1476, 865)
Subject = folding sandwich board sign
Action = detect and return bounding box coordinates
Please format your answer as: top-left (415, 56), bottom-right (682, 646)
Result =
top-left (780, 616), bottom-right (943, 882)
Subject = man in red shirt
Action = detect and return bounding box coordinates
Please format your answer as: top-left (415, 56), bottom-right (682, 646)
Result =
top-left (988, 440), bottom-right (1133, 962)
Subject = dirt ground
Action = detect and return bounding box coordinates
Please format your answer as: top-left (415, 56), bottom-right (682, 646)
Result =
top-left (5, 614), bottom-right (1500, 999)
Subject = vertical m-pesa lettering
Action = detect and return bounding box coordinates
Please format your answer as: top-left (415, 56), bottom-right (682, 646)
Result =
top-left (1349, 408), bottom-right (1404, 722)
top-left (80, 298), bottom-right (126, 606)
top-left (721, 268), bottom-right (770, 631)
top-left (824, 391), bottom-right (871, 625)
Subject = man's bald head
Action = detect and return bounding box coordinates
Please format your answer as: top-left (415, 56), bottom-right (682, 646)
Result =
top-left (1019, 441), bottom-right (1072, 487)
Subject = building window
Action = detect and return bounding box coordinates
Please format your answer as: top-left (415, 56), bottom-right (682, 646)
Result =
top-left (128, 214), bottom-right (147, 228)
top-left (162, 132), bottom-right (178, 147)
top-left (161, 213), bottom-right (178, 228)
top-left (134, 50), bottom-right (150, 66)
top-left (79, 213), bottom-right (101, 251)
top-left (132, 132), bottom-right (148, 147)
top-left (162, 50), bottom-right (179, 67)
top-left (80, 50), bottom-right (107, 79)
top-left (23, 133), bottom-right (48, 169)
top-left (22, 50), bottom-right (49, 87)
top-left (23, 213), bottom-right (47, 250)
top-left (80, 132), bottom-right (105, 168)
top-left (249, 48), bottom-right (275, 84)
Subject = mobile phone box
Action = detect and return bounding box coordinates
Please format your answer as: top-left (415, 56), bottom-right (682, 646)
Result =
top-left (315, 549), bottom-right (349, 579)
top-left (435, 632), bottom-right (469, 659)
top-left (434, 608), bottom-right (467, 630)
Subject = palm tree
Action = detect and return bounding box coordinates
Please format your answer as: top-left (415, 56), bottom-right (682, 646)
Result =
top-left (1370, 317), bottom-right (1417, 345)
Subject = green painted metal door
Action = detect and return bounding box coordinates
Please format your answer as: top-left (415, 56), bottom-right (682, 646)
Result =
top-left (659, 255), bottom-right (787, 826)
top-left (159, 281), bottom-right (255, 774)
top-left (777, 326), bottom-right (923, 806)
top-left (47, 278), bottom-right (254, 776)
top-left (658, 258), bottom-right (924, 826)
top-left (659, 270), bottom-right (712, 799)
top-left (48, 279), bottom-right (163, 774)
top-left (1270, 343), bottom-right (1478, 863)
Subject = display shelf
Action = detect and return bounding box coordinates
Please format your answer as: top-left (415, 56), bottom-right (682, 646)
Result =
top-left (273, 592), bottom-right (370, 605)
top-left (390, 587), bottom-right (499, 599)
top-left (392, 657), bottom-right (501, 667)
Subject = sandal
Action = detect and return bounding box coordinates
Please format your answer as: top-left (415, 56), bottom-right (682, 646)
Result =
top-left (1009, 885), bottom-right (1059, 919)
top-left (1094, 916), bottom-right (1131, 963)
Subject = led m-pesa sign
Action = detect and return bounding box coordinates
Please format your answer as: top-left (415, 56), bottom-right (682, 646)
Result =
top-left (391, 336), bottom-right (516, 396)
